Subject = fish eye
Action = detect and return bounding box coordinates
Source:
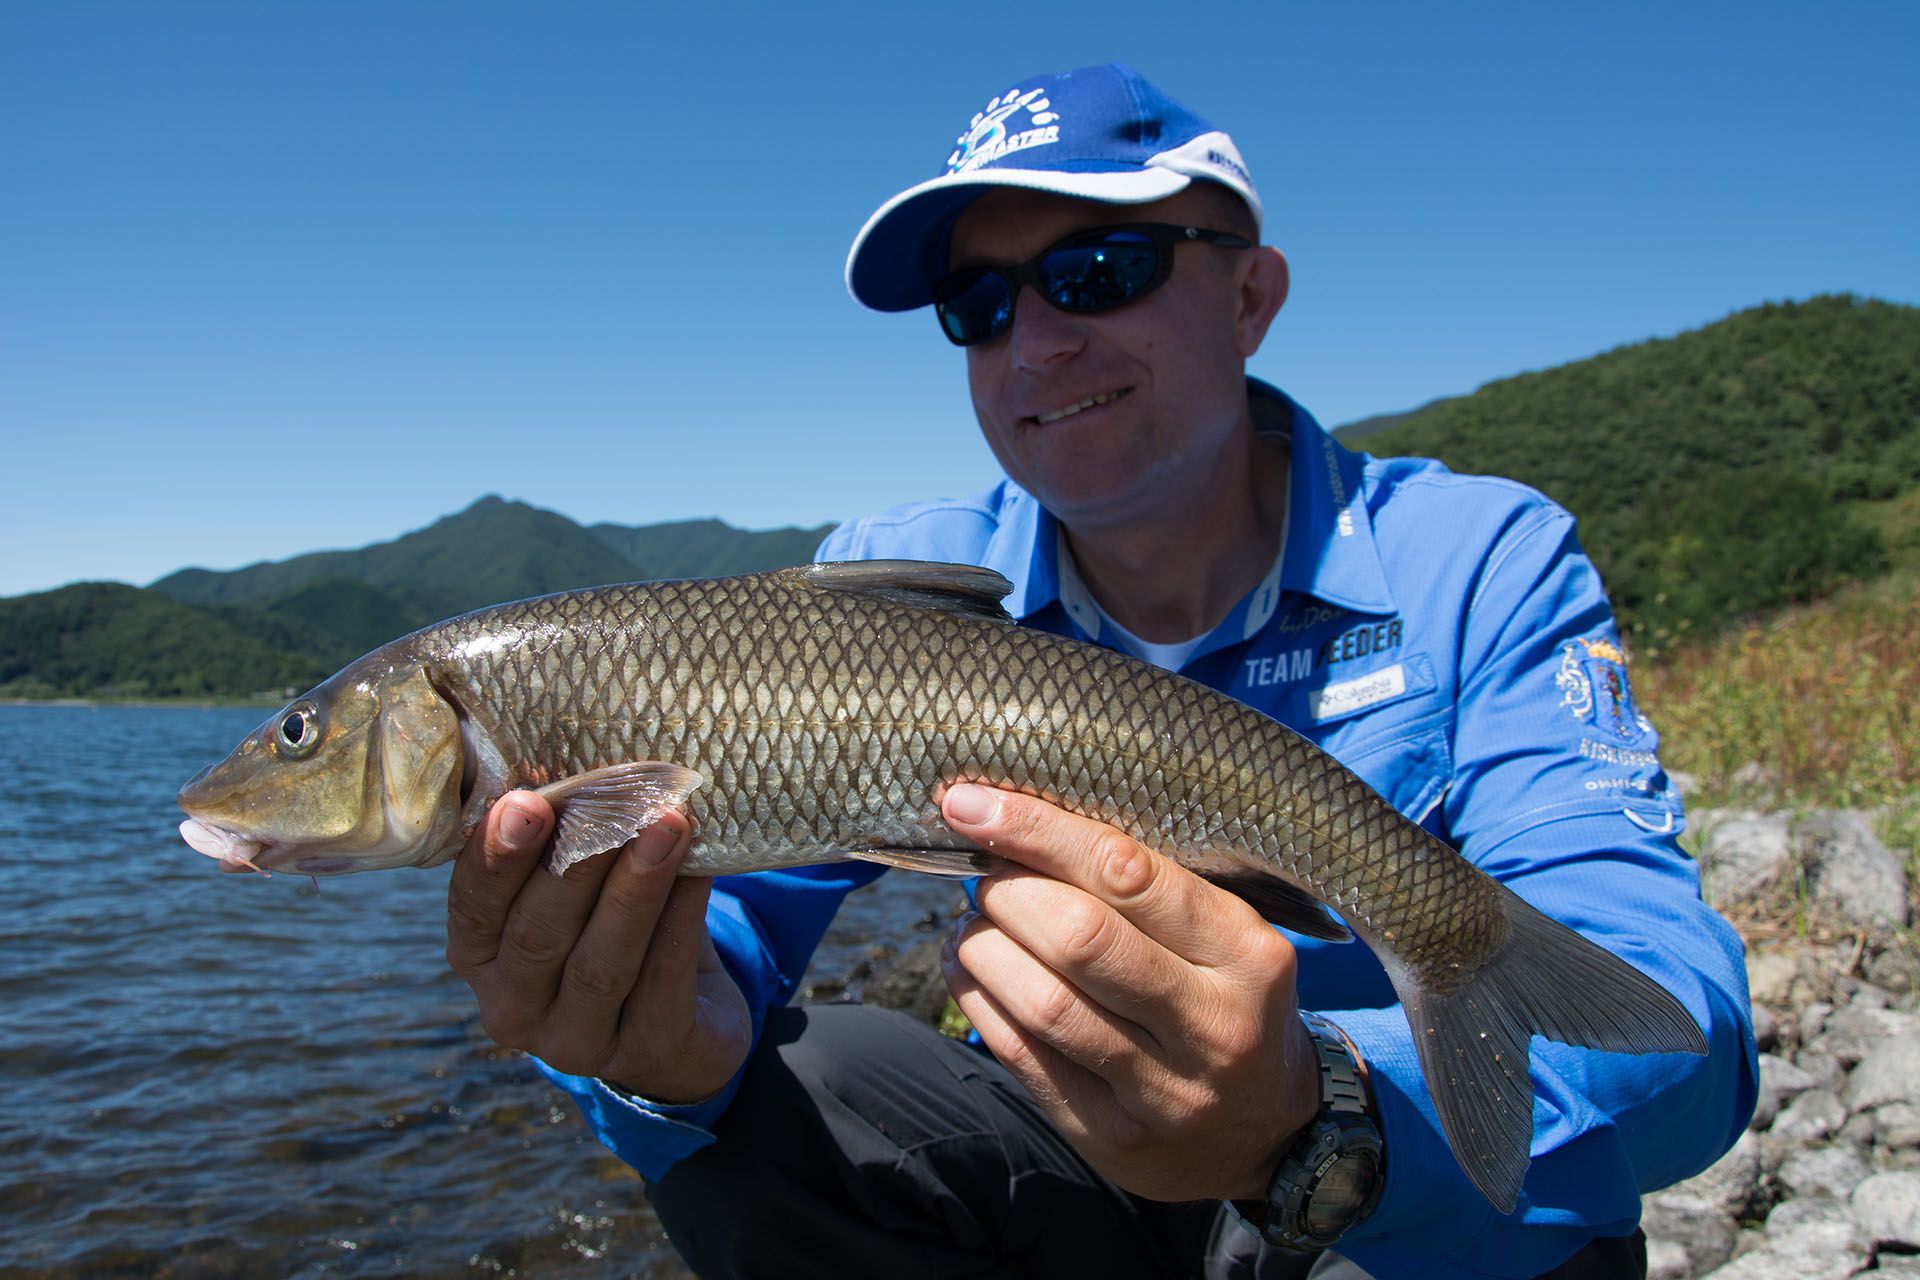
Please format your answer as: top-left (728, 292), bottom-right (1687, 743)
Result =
top-left (275, 701), bottom-right (322, 758)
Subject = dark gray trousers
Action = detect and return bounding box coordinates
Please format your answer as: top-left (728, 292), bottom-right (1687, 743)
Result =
top-left (646, 1004), bottom-right (1646, 1280)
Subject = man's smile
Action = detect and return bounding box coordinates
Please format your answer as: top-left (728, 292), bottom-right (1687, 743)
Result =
top-left (1028, 386), bottom-right (1133, 426)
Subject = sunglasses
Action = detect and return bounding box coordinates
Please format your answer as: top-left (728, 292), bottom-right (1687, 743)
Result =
top-left (933, 222), bottom-right (1253, 347)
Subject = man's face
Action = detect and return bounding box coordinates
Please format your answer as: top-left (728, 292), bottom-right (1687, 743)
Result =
top-left (946, 186), bottom-right (1279, 533)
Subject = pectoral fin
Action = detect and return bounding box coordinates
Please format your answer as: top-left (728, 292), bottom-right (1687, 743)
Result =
top-left (533, 761), bottom-right (705, 875)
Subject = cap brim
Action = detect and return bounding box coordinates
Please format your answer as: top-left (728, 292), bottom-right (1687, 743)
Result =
top-left (844, 167), bottom-right (1192, 312)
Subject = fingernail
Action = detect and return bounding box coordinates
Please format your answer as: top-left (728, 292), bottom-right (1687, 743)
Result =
top-left (629, 820), bottom-right (681, 866)
top-left (945, 784), bottom-right (998, 827)
top-left (499, 799), bottom-right (549, 854)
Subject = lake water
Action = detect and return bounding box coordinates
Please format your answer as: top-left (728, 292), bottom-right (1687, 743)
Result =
top-left (0, 705), bottom-right (964, 1278)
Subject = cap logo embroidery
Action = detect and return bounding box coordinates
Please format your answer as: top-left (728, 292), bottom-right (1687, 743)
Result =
top-left (948, 87), bottom-right (1061, 174)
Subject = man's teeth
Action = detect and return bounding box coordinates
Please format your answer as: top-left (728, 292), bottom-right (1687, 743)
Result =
top-left (1036, 390), bottom-right (1125, 425)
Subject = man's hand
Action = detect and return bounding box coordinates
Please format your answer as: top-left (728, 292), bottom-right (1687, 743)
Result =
top-left (445, 791), bottom-right (750, 1104)
top-left (939, 783), bottom-right (1321, 1203)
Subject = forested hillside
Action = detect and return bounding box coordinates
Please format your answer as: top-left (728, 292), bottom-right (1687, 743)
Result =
top-left (1360, 294), bottom-right (1918, 648)
top-left (7, 295), bottom-right (1913, 696)
top-left (2, 503), bottom-right (833, 698)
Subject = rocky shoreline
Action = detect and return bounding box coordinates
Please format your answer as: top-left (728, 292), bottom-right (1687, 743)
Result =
top-left (832, 804), bottom-right (1920, 1277)
top-left (1643, 806), bottom-right (1919, 1279)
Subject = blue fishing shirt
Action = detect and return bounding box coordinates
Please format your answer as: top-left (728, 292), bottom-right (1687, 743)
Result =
top-left (539, 379), bottom-right (1757, 1278)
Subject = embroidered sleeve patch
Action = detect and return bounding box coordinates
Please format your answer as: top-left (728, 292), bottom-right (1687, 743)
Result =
top-left (1555, 637), bottom-right (1652, 742)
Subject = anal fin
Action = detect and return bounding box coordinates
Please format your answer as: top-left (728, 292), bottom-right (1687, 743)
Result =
top-left (533, 761), bottom-right (705, 876)
top-left (1197, 868), bottom-right (1353, 941)
top-left (843, 846), bottom-right (1006, 878)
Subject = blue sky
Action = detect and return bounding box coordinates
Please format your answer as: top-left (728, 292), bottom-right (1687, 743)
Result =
top-left (4, 1), bottom-right (1916, 598)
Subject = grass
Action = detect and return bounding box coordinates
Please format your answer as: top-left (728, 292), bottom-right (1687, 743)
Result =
top-left (1637, 571), bottom-right (1920, 949)
top-left (1637, 572), bottom-right (1918, 810)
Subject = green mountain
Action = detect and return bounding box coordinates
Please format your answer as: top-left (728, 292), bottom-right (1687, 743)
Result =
top-left (1359, 294), bottom-right (1918, 649)
top-left (152, 496), bottom-right (649, 622)
top-left (6, 500), bottom-right (838, 699)
top-left (588, 517), bottom-right (832, 580)
top-left (1331, 397), bottom-right (1456, 445)
top-left (0, 583), bottom-right (333, 699)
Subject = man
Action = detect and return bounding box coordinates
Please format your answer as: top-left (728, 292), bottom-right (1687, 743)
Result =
top-left (445, 64), bottom-right (1757, 1277)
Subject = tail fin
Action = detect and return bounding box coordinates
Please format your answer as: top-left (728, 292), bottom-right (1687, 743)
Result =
top-left (1394, 891), bottom-right (1708, 1213)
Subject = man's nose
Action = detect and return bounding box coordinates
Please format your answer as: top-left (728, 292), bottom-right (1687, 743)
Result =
top-left (1006, 285), bottom-right (1086, 370)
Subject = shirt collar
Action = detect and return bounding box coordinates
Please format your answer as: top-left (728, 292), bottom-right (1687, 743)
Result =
top-left (1256, 379), bottom-right (1396, 616)
top-left (975, 378), bottom-right (1397, 625)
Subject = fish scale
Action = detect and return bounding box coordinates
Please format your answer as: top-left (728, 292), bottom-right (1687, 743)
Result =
top-left (424, 570), bottom-right (1508, 978)
top-left (177, 559), bottom-right (1707, 1212)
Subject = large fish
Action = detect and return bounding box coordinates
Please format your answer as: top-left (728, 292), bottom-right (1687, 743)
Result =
top-left (177, 560), bottom-right (1705, 1211)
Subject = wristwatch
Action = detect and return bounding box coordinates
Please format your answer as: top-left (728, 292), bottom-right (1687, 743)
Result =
top-left (1243, 1011), bottom-right (1385, 1252)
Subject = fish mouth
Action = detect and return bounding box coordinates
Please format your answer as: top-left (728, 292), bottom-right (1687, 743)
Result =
top-left (178, 818), bottom-right (274, 874)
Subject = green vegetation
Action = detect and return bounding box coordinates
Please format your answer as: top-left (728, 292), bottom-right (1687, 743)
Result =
top-left (1639, 574), bottom-right (1916, 810)
top-left (1361, 294), bottom-right (1918, 652)
top-left (152, 496), bottom-right (650, 622)
top-left (1640, 574), bottom-right (1919, 942)
top-left (4, 502), bottom-right (833, 699)
top-left (0, 583), bottom-right (330, 699)
top-left (588, 517), bottom-right (833, 581)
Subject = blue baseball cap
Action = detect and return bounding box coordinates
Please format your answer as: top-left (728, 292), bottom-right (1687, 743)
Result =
top-left (846, 63), bottom-right (1263, 313)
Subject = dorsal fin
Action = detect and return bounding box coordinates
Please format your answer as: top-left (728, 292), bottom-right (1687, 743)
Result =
top-left (798, 561), bottom-right (1015, 622)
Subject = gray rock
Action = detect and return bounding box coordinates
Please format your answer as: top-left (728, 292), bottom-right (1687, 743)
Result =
top-left (1776, 1144), bottom-right (1873, 1201)
top-left (1873, 1259), bottom-right (1920, 1277)
top-left (1729, 762), bottom-right (1782, 803)
top-left (1771, 1090), bottom-right (1850, 1144)
top-left (1876, 1102), bottom-right (1920, 1151)
top-left (1753, 1052), bottom-right (1816, 1130)
top-left (1692, 1200), bottom-right (1869, 1280)
top-left (1867, 945), bottom-right (1919, 997)
top-left (1803, 1001), bottom-right (1836, 1046)
top-left (1746, 949), bottom-right (1806, 1009)
top-left (1670, 1129), bottom-right (1765, 1219)
top-left (1751, 1003), bottom-right (1778, 1053)
top-left (1761, 1052), bottom-right (1819, 1101)
top-left (1849, 1035), bottom-right (1920, 1112)
top-left (1798, 1049), bottom-right (1848, 1097)
top-left (1841, 980), bottom-right (1891, 1010)
top-left (1699, 811), bottom-right (1793, 906)
top-left (1852, 1169), bottom-right (1920, 1248)
top-left (1797, 809), bottom-right (1910, 929)
top-left (1642, 1190), bottom-right (1737, 1276)
top-left (1810, 1004), bottom-right (1920, 1068)
top-left (1645, 1236), bottom-right (1691, 1280)
top-left (1838, 1111), bottom-right (1879, 1149)
top-left (858, 935), bottom-right (951, 1023)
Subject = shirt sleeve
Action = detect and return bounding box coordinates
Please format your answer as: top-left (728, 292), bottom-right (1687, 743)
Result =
top-left (1331, 508), bottom-right (1759, 1278)
top-left (534, 521), bottom-right (881, 1180)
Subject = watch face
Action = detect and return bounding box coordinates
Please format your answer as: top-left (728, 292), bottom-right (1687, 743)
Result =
top-left (1304, 1149), bottom-right (1382, 1237)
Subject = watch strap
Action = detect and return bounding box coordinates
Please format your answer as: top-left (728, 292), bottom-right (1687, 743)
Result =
top-left (1258, 1012), bottom-right (1384, 1252)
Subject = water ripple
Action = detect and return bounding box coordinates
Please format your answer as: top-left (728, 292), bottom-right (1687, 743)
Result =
top-left (0, 705), bottom-right (957, 1277)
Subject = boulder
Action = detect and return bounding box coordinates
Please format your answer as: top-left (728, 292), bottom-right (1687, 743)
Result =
top-left (1796, 809), bottom-right (1910, 929)
top-left (1696, 811), bottom-right (1793, 907)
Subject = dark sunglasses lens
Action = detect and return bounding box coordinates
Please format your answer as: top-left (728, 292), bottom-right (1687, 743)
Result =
top-left (935, 270), bottom-right (1013, 345)
top-left (1041, 234), bottom-right (1161, 312)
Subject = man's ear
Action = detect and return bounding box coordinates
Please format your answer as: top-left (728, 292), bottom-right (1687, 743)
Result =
top-left (1235, 247), bottom-right (1290, 358)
